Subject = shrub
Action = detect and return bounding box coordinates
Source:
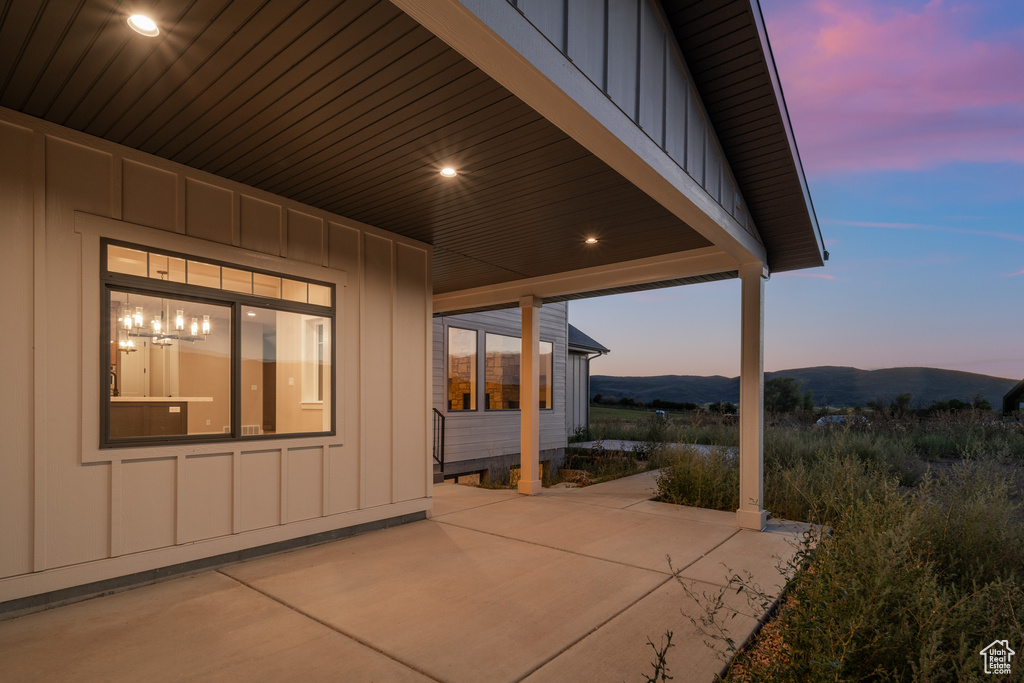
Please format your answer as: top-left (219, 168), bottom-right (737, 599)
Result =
top-left (656, 446), bottom-right (739, 510)
top-left (724, 471), bottom-right (1024, 682)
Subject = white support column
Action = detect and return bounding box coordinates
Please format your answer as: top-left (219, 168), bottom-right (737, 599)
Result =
top-left (518, 295), bottom-right (543, 495)
top-left (737, 263), bottom-right (767, 530)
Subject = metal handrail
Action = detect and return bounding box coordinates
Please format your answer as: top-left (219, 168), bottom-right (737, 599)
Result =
top-left (432, 408), bottom-right (445, 474)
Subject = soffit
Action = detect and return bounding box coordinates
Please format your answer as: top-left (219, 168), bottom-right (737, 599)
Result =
top-left (0, 0), bottom-right (714, 294)
top-left (661, 0), bottom-right (824, 272)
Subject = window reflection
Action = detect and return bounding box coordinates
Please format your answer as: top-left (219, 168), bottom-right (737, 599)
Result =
top-left (483, 334), bottom-right (553, 411)
top-left (540, 341), bottom-right (553, 410)
top-left (485, 333), bottom-right (520, 410)
top-left (448, 328), bottom-right (477, 411)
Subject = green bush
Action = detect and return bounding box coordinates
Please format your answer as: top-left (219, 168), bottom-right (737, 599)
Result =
top-left (644, 416), bottom-right (1024, 681)
top-left (725, 467), bottom-right (1024, 681)
top-left (656, 446), bottom-right (739, 510)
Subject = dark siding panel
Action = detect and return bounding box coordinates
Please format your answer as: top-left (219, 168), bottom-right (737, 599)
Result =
top-left (665, 57), bottom-right (688, 163)
top-left (518, 0), bottom-right (567, 52)
top-left (567, 0), bottom-right (606, 88)
top-left (686, 90), bottom-right (705, 181)
top-left (638, 1), bottom-right (665, 144)
top-left (705, 135), bottom-right (721, 203)
top-left (606, 0), bottom-right (639, 120)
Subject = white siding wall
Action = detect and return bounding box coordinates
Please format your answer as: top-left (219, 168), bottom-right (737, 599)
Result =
top-left (511, 0), bottom-right (753, 234)
top-left (0, 109), bottom-right (432, 602)
top-left (433, 303), bottom-right (568, 463)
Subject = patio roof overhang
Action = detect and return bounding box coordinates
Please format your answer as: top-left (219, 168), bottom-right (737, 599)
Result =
top-left (0, 0), bottom-right (822, 308)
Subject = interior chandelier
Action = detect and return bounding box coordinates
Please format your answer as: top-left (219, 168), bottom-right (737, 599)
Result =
top-left (116, 270), bottom-right (212, 352)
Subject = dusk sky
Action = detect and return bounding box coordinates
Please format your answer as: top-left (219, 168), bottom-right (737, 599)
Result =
top-left (571, 0), bottom-right (1024, 380)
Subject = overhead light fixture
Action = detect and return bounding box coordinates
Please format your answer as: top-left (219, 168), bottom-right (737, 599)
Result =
top-left (439, 167), bottom-right (457, 178)
top-left (247, 311), bottom-right (257, 317)
top-left (585, 237), bottom-right (598, 244)
top-left (127, 14), bottom-right (160, 37)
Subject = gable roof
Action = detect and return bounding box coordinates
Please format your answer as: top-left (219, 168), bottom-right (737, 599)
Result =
top-left (568, 325), bottom-right (610, 355)
top-left (662, 0), bottom-right (824, 272)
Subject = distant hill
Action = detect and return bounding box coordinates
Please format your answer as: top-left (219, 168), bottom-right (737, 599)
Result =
top-left (590, 366), bottom-right (1019, 409)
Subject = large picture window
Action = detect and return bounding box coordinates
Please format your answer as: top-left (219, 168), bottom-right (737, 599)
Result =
top-left (447, 327), bottom-right (477, 411)
top-left (484, 333), bottom-right (552, 411)
top-left (102, 241), bottom-right (334, 446)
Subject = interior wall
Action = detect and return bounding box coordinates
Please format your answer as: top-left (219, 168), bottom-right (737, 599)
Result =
top-left (0, 108), bottom-right (432, 603)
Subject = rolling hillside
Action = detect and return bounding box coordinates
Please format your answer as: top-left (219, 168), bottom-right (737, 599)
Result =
top-left (590, 366), bottom-right (1018, 409)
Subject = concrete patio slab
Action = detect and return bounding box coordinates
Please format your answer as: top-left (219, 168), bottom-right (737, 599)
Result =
top-left (523, 578), bottom-right (757, 683)
top-left (428, 482), bottom-right (521, 518)
top-left (0, 571), bottom-right (432, 683)
top-left (626, 499), bottom-right (739, 527)
top-left (0, 472), bottom-right (803, 683)
top-left (222, 520), bottom-right (665, 683)
top-left (546, 469), bottom-right (661, 508)
top-left (679, 519), bottom-right (808, 602)
top-left (436, 495), bottom-right (739, 574)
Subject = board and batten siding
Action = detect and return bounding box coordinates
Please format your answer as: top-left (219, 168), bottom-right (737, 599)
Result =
top-left (0, 108), bottom-right (432, 603)
top-left (433, 303), bottom-right (568, 463)
top-left (509, 0), bottom-right (753, 235)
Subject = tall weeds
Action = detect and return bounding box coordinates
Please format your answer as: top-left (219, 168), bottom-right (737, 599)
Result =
top-left (636, 409), bottom-right (1024, 681)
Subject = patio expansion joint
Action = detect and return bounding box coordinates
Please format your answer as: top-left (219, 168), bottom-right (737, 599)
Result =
top-left (432, 517), bottom-right (666, 576)
top-left (429, 493), bottom-right (523, 519)
top-left (215, 570), bottom-right (444, 683)
top-left (512, 528), bottom-right (748, 680)
top-left (515, 574), bottom-right (676, 682)
top-left (433, 512), bottom-right (742, 579)
top-left (663, 527), bottom-right (751, 592)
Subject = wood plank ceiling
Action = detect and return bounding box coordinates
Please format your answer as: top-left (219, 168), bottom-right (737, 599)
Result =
top-left (0, 0), bottom-right (723, 295)
top-left (662, 0), bottom-right (824, 271)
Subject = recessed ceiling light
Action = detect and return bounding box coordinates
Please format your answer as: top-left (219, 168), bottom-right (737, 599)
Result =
top-left (439, 167), bottom-right (457, 178)
top-left (127, 14), bottom-right (160, 37)
top-left (246, 311), bottom-right (256, 317)
top-left (585, 237), bottom-right (598, 244)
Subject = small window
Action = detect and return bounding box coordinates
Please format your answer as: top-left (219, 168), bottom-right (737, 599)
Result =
top-left (447, 327), bottom-right (477, 411)
top-left (485, 333), bottom-right (520, 410)
top-left (539, 341), bottom-right (553, 410)
top-left (103, 240), bottom-right (335, 446)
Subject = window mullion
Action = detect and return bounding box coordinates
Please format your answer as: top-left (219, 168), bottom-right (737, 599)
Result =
top-left (231, 302), bottom-right (242, 438)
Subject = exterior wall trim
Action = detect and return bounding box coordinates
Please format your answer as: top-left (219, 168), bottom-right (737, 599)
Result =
top-left (0, 498), bottom-right (429, 605)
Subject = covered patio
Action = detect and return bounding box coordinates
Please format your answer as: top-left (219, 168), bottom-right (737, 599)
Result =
top-left (0, 474), bottom-right (807, 682)
top-left (0, 0), bottom-right (824, 617)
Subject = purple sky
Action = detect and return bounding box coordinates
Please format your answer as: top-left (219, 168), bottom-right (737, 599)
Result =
top-left (571, 0), bottom-right (1024, 380)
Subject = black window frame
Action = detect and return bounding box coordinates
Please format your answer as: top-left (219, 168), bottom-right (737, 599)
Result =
top-left (100, 238), bottom-right (337, 448)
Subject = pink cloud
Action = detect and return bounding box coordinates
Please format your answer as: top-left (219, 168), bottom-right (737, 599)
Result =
top-left (763, 0), bottom-right (1024, 172)
top-left (824, 218), bottom-right (1024, 242)
top-left (1007, 269), bottom-right (1024, 277)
